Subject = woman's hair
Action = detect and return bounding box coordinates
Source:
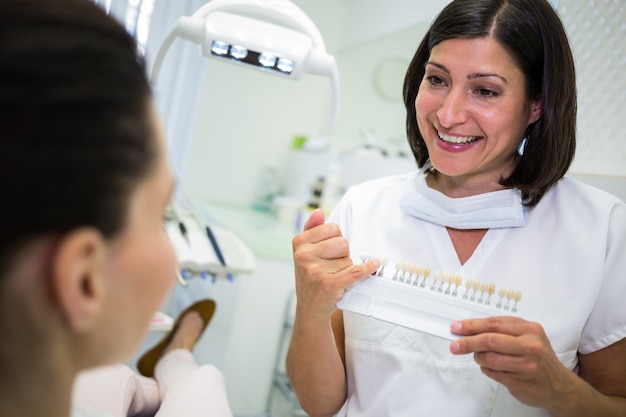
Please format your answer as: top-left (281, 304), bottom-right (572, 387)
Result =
top-left (403, 0), bottom-right (576, 206)
top-left (0, 0), bottom-right (156, 275)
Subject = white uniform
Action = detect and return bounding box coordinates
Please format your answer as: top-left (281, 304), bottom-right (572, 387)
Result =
top-left (329, 171), bottom-right (626, 417)
top-left (73, 350), bottom-right (233, 417)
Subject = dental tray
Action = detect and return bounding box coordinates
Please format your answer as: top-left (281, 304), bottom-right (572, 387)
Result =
top-left (336, 256), bottom-right (522, 340)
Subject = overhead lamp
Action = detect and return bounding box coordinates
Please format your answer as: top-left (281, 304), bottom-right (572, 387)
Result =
top-left (150, 0), bottom-right (341, 282)
top-left (150, 0), bottom-right (340, 132)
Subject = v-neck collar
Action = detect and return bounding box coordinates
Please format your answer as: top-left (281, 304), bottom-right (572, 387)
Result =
top-left (423, 221), bottom-right (507, 277)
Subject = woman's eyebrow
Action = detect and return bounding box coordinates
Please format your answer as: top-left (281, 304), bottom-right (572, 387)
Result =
top-left (468, 72), bottom-right (508, 84)
top-left (424, 61), bottom-right (449, 74)
top-left (425, 61), bottom-right (508, 84)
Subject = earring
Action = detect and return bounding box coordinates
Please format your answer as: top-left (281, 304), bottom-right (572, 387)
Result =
top-left (517, 135), bottom-right (529, 156)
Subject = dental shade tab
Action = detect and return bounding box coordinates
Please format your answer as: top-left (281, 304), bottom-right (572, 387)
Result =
top-left (164, 209), bottom-right (256, 281)
top-left (336, 256), bottom-right (522, 340)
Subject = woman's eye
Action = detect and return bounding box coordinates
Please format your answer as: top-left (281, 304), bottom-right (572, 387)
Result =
top-left (476, 88), bottom-right (499, 98)
top-left (426, 75), bottom-right (446, 86)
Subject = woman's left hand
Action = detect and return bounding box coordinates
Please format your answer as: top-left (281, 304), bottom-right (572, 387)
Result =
top-left (449, 316), bottom-right (577, 410)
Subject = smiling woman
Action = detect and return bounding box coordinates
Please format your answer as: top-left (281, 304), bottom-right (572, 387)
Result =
top-left (286, 1), bottom-right (626, 416)
top-left (403, 0), bottom-right (576, 206)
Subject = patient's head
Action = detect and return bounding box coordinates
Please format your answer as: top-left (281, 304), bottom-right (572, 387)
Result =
top-left (0, 0), bottom-right (176, 373)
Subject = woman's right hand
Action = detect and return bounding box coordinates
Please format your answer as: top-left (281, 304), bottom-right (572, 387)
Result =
top-left (288, 209), bottom-right (378, 416)
top-left (291, 209), bottom-right (379, 321)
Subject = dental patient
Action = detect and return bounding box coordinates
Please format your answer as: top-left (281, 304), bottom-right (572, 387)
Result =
top-left (0, 1), bottom-right (232, 416)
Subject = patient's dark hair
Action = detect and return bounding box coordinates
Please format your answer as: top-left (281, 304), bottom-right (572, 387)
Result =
top-left (0, 0), bottom-right (155, 276)
top-left (403, 0), bottom-right (577, 206)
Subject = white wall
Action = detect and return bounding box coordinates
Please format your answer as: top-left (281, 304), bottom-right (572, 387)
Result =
top-left (331, 23), bottom-right (429, 155)
top-left (339, 0), bottom-right (450, 48)
top-left (559, 0), bottom-right (626, 175)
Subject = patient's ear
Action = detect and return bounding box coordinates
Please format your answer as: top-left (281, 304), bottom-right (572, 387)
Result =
top-left (51, 228), bottom-right (105, 331)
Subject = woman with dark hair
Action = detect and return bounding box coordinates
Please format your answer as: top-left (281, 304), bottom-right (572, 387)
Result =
top-left (0, 1), bottom-right (232, 416)
top-left (286, 0), bottom-right (626, 416)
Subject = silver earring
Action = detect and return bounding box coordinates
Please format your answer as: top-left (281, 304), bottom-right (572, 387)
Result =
top-left (517, 135), bottom-right (529, 156)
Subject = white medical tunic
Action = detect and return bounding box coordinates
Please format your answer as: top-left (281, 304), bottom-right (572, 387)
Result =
top-left (329, 171), bottom-right (626, 417)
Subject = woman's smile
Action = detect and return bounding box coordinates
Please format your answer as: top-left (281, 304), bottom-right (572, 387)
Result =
top-left (437, 130), bottom-right (481, 145)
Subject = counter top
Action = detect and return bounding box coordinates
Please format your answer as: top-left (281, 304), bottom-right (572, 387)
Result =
top-left (198, 200), bottom-right (299, 262)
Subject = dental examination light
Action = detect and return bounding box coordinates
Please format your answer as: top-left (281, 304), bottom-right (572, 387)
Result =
top-left (150, 0), bottom-right (340, 132)
top-left (151, 0), bottom-right (340, 283)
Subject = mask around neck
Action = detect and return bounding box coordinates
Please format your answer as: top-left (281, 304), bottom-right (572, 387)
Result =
top-left (399, 165), bottom-right (527, 229)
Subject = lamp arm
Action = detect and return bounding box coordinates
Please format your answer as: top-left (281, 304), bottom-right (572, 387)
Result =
top-left (309, 54), bottom-right (339, 133)
top-left (328, 59), bottom-right (340, 133)
top-left (150, 16), bottom-right (204, 85)
top-left (190, 0), bottom-right (327, 51)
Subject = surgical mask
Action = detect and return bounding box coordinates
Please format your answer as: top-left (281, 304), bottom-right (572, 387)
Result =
top-left (399, 166), bottom-right (527, 229)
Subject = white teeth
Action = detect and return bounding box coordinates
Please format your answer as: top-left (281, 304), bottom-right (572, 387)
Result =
top-left (437, 131), bottom-right (479, 144)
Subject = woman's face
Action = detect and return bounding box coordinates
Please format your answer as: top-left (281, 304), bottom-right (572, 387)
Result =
top-left (96, 103), bottom-right (177, 364)
top-left (415, 36), bottom-right (541, 195)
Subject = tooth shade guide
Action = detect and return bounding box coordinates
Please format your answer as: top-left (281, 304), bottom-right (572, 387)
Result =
top-left (339, 256), bottom-right (523, 340)
top-left (357, 257), bottom-right (521, 311)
